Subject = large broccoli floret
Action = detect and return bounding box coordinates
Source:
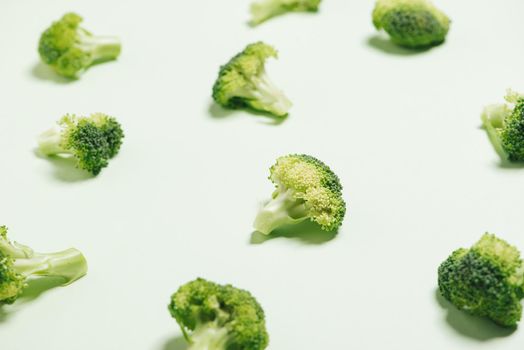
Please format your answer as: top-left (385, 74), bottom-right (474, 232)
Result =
top-left (38, 13), bottom-right (121, 78)
top-left (253, 154), bottom-right (346, 235)
top-left (438, 233), bottom-right (524, 327)
top-left (250, 0), bottom-right (321, 26)
top-left (212, 42), bottom-right (292, 118)
top-left (481, 90), bottom-right (524, 162)
top-left (372, 0), bottom-right (450, 48)
top-left (168, 278), bottom-right (269, 350)
top-left (38, 113), bottom-right (124, 176)
top-left (0, 226), bottom-right (87, 305)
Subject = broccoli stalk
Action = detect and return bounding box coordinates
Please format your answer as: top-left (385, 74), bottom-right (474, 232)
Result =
top-left (38, 13), bottom-right (121, 78)
top-left (0, 226), bottom-right (87, 305)
top-left (38, 113), bottom-right (124, 176)
top-left (250, 0), bottom-right (321, 26)
top-left (253, 189), bottom-right (307, 234)
top-left (212, 42), bottom-right (292, 118)
top-left (481, 90), bottom-right (524, 162)
top-left (169, 278), bottom-right (269, 350)
top-left (253, 154), bottom-right (346, 235)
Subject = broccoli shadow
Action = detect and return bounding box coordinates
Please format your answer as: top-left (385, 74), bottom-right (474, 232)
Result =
top-left (30, 62), bottom-right (74, 84)
top-left (34, 149), bottom-right (94, 182)
top-left (497, 160), bottom-right (524, 169)
top-left (366, 35), bottom-right (430, 56)
top-left (434, 289), bottom-right (516, 340)
top-left (162, 335), bottom-right (187, 350)
top-left (208, 102), bottom-right (288, 125)
top-left (0, 277), bottom-right (64, 323)
top-left (250, 220), bottom-right (337, 245)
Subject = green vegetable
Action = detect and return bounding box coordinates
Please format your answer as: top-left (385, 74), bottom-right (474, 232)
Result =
top-left (481, 90), bottom-right (524, 162)
top-left (0, 226), bottom-right (87, 305)
top-left (168, 278), bottom-right (269, 350)
top-left (38, 113), bottom-right (124, 176)
top-left (212, 42), bottom-right (292, 118)
top-left (250, 0), bottom-right (321, 26)
top-left (372, 0), bottom-right (450, 48)
top-left (253, 154), bottom-right (346, 235)
top-left (438, 233), bottom-right (524, 327)
top-left (38, 13), bottom-right (121, 78)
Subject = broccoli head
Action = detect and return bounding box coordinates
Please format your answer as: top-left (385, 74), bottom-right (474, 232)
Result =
top-left (481, 90), bottom-right (524, 162)
top-left (0, 226), bottom-right (87, 305)
top-left (38, 113), bottom-right (124, 176)
top-left (372, 0), bottom-right (450, 48)
top-left (250, 0), bottom-right (321, 26)
top-left (438, 233), bottom-right (524, 327)
top-left (212, 42), bottom-right (292, 118)
top-left (38, 13), bottom-right (121, 78)
top-left (168, 278), bottom-right (269, 350)
top-left (253, 154), bottom-right (346, 235)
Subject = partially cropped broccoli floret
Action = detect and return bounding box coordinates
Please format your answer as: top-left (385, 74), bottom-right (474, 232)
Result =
top-left (212, 42), bottom-right (292, 118)
top-left (481, 90), bottom-right (524, 162)
top-left (168, 278), bottom-right (269, 350)
top-left (250, 0), bottom-right (321, 26)
top-left (253, 154), bottom-right (346, 235)
top-left (38, 113), bottom-right (124, 176)
top-left (38, 13), bottom-right (121, 78)
top-left (0, 226), bottom-right (87, 305)
top-left (372, 0), bottom-right (450, 48)
top-left (438, 233), bottom-right (524, 327)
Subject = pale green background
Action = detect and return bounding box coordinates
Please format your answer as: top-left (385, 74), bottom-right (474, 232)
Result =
top-left (1, 0), bottom-right (524, 349)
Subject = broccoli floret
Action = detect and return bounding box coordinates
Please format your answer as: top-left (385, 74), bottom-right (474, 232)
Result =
top-left (168, 278), bottom-right (269, 350)
top-left (0, 226), bottom-right (87, 305)
top-left (253, 154), bottom-right (346, 235)
top-left (212, 42), bottom-right (292, 118)
top-left (438, 233), bottom-right (524, 327)
top-left (250, 0), bottom-right (321, 26)
top-left (481, 90), bottom-right (524, 162)
top-left (38, 113), bottom-right (124, 176)
top-left (372, 0), bottom-right (450, 48)
top-left (38, 13), bottom-right (121, 78)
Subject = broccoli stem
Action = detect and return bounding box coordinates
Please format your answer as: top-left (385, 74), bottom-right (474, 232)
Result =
top-left (88, 36), bottom-right (121, 63)
top-left (481, 104), bottom-right (511, 161)
top-left (253, 188), bottom-right (307, 234)
top-left (188, 324), bottom-right (229, 350)
top-left (12, 248), bottom-right (87, 285)
top-left (38, 128), bottom-right (69, 156)
top-left (77, 30), bottom-right (121, 63)
top-left (251, 0), bottom-right (288, 25)
top-left (243, 71), bottom-right (292, 117)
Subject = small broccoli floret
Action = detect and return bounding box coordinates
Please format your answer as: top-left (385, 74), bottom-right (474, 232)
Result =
top-left (481, 90), bottom-right (524, 162)
top-left (438, 233), bottom-right (524, 327)
top-left (0, 226), bottom-right (87, 305)
top-left (38, 13), bottom-right (121, 78)
top-left (168, 278), bottom-right (269, 350)
top-left (372, 0), bottom-right (450, 48)
top-left (253, 154), bottom-right (346, 235)
top-left (212, 42), bottom-right (292, 118)
top-left (38, 113), bottom-right (124, 176)
top-left (250, 0), bottom-right (321, 26)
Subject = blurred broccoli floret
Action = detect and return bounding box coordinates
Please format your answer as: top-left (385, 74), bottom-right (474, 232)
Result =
top-left (253, 154), bottom-right (346, 235)
top-left (38, 13), bottom-right (121, 78)
top-left (438, 233), bottom-right (524, 327)
top-left (372, 0), bottom-right (450, 48)
top-left (250, 0), bottom-right (321, 26)
top-left (212, 42), bottom-right (292, 118)
top-left (168, 278), bottom-right (269, 350)
top-left (481, 90), bottom-right (524, 162)
top-left (38, 113), bottom-right (124, 176)
top-left (0, 226), bottom-right (87, 305)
